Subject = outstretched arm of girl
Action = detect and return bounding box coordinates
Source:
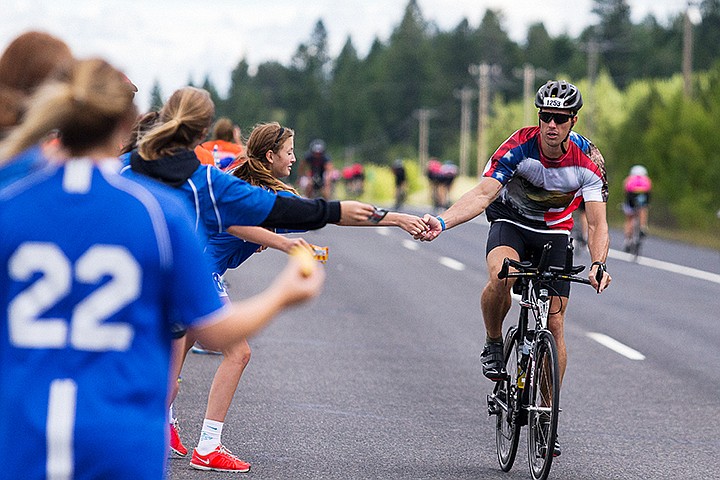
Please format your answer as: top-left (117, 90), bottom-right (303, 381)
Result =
top-left (227, 225), bottom-right (313, 254)
top-left (194, 253), bottom-right (325, 346)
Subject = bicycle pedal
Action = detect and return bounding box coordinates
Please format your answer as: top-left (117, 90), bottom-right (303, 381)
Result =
top-left (486, 394), bottom-right (501, 416)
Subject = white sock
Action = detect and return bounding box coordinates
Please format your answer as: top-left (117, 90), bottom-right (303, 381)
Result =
top-left (168, 404), bottom-right (175, 423)
top-left (196, 419), bottom-right (223, 455)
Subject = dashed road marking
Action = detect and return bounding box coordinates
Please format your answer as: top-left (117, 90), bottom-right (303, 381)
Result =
top-left (586, 332), bottom-right (646, 360)
top-left (439, 256), bottom-right (466, 271)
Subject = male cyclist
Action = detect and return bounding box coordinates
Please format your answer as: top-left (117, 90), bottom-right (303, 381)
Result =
top-left (303, 139), bottom-right (333, 199)
top-left (622, 164), bottom-right (652, 251)
top-left (419, 80), bottom-right (612, 455)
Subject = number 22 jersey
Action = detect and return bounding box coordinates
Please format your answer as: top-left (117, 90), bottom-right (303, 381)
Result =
top-left (0, 158), bottom-right (225, 479)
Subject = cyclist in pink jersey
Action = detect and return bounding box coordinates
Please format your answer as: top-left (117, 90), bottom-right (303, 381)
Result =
top-left (622, 165), bottom-right (652, 251)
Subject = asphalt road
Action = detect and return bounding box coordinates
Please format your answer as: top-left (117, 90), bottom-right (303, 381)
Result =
top-left (169, 213), bottom-right (720, 480)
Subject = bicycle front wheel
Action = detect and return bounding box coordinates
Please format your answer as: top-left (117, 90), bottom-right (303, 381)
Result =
top-left (527, 330), bottom-right (560, 480)
top-left (495, 327), bottom-right (521, 472)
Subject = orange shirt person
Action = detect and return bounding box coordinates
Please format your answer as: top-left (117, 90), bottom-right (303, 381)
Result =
top-left (199, 117), bottom-right (243, 170)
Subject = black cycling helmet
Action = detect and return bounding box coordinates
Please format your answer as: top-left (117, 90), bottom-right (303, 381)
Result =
top-left (535, 80), bottom-right (583, 114)
top-left (310, 139), bottom-right (326, 154)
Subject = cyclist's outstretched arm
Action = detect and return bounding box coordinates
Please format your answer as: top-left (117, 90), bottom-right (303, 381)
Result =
top-left (585, 200), bottom-right (612, 292)
top-left (420, 176), bottom-right (503, 241)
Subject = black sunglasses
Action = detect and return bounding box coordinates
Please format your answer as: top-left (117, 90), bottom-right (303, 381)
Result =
top-left (538, 112), bottom-right (574, 125)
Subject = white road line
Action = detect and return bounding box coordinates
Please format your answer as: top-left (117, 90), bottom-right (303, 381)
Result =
top-left (402, 240), bottom-right (419, 251)
top-left (375, 227), bottom-right (391, 236)
top-left (586, 332), bottom-right (646, 360)
top-left (439, 256), bottom-right (466, 271)
top-left (608, 248), bottom-right (720, 284)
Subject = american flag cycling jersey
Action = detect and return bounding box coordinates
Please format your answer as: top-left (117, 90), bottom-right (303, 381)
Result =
top-left (483, 126), bottom-right (608, 231)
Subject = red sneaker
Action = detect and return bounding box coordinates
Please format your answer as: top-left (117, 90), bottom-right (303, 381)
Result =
top-left (169, 420), bottom-right (188, 457)
top-left (190, 445), bottom-right (251, 472)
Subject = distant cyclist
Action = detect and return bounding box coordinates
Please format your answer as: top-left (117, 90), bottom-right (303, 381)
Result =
top-left (622, 165), bottom-right (652, 252)
top-left (303, 139), bottom-right (333, 199)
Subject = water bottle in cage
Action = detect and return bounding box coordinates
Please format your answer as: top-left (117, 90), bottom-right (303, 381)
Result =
top-left (518, 331), bottom-right (533, 389)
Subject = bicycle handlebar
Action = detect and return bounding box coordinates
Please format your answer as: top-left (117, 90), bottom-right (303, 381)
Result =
top-left (497, 242), bottom-right (592, 286)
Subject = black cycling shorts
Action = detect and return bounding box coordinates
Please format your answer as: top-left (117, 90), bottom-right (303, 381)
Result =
top-left (486, 220), bottom-right (572, 297)
top-left (625, 191), bottom-right (650, 209)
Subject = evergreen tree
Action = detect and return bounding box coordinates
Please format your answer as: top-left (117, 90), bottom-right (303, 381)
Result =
top-left (288, 19), bottom-right (331, 140)
top-left (201, 76), bottom-right (222, 114)
top-left (592, 0), bottom-right (634, 87)
top-left (696, 0), bottom-right (720, 68)
top-left (225, 59), bottom-right (265, 131)
top-left (149, 80), bottom-right (164, 111)
top-left (524, 23), bottom-right (555, 71)
top-left (329, 37), bottom-right (373, 149)
top-left (373, 0), bottom-right (433, 146)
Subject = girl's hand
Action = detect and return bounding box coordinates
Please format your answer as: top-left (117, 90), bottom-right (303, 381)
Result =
top-left (338, 201), bottom-right (376, 223)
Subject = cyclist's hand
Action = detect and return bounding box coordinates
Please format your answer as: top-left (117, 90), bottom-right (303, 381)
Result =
top-left (417, 214), bottom-right (443, 241)
top-left (590, 263), bottom-right (612, 293)
top-left (392, 213), bottom-right (430, 238)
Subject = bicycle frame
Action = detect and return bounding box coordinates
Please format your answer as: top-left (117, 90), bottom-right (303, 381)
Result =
top-left (488, 241), bottom-right (594, 480)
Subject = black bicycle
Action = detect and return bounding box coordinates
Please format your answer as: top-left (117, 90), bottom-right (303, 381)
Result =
top-left (486, 241), bottom-right (600, 480)
top-left (623, 194), bottom-right (649, 260)
top-left (624, 209), bottom-right (644, 259)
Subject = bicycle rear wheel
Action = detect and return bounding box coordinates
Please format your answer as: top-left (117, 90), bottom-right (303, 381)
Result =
top-left (632, 216), bottom-right (642, 257)
top-left (527, 330), bottom-right (560, 480)
top-left (495, 327), bottom-right (521, 471)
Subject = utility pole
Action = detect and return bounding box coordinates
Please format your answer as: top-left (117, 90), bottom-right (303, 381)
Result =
top-left (523, 64), bottom-right (536, 126)
top-left (513, 64), bottom-right (546, 126)
top-left (454, 87), bottom-right (474, 177)
top-left (584, 36), bottom-right (601, 137)
top-left (414, 108), bottom-right (434, 173)
top-left (469, 63), bottom-right (500, 178)
top-left (683, 2), bottom-right (701, 98)
top-left (683, 9), bottom-right (693, 97)
top-left (587, 38), bottom-right (599, 133)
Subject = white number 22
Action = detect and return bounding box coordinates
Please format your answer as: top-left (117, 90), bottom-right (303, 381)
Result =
top-left (8, 242), bottom-right (140, 351)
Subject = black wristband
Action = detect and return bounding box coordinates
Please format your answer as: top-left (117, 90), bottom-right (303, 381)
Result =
top-left (591, 261), bottom-right (606, 268)
top-left (369, 206), bottom-right (388, 224)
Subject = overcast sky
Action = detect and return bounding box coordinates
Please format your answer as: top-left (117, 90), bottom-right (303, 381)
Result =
top-left (1, 0), bottom-right (689, 109)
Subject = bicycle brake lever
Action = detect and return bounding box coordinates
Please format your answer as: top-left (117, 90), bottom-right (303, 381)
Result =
top-left (498, 258), bottom-right (510, 279)
top-left (594, 263), bottom-right (606, 293)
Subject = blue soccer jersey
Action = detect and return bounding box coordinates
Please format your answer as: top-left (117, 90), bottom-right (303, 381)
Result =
top-left (0, 158), bottom-right (225, 479)
top-left (0, 144), bottom-right (52, 190)
top-left (121, 160), bottom-right (277, 248)
top-left (204, 191), bottom-right (307, 276)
